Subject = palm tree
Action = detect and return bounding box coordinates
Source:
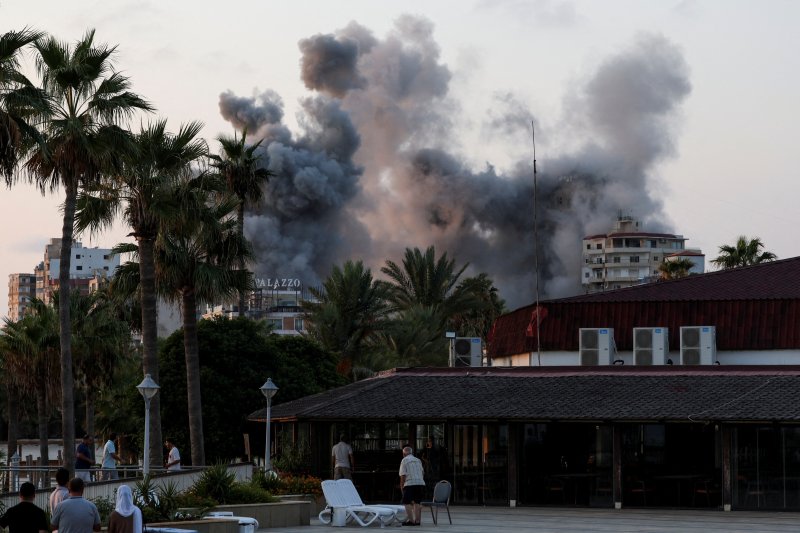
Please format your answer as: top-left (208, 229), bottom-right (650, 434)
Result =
top-left (78, 119), bottom-right (204, 469)
top-left (449, 273), bottom-right (506, 339)
top-left (658, 258), bottom-right (695, 280)
top-left (711, 236), bottom-right (777, 270)
top-left (0, 27), bottom-right (45, 181)
top-left (69, 288), bottom-right (133, 442)
top-left (155, 175), bottom-right (252, 466)
top-left (302, 260), bottom-right (390, 376)
top-left (2, 299), bottom-right (61, 472)
top-left (22, 30), bottom-right (152, 472)
top-left (380, 246), bottom-right (492, 364)
top-left (209, 129), bottom-right (273, 317)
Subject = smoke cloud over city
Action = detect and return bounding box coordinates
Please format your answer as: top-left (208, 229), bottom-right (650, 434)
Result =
top-left (218, 17), bottom-right (691, 310)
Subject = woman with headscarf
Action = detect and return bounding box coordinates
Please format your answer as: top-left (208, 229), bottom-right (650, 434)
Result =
top-left (108, 485), bottom-right (143, 533)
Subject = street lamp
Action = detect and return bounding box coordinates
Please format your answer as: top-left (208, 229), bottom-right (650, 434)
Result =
top-left (136, 374), bottom-right (160, 476)
top-left (260, 378), bottom-right (279, 472)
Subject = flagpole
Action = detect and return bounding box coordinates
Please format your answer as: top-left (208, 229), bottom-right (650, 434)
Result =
top-left (532, 121), bottom-right (541, 366)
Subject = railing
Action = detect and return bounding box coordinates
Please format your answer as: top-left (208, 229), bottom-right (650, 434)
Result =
top-left (0, 462), bottom-right (253, 511)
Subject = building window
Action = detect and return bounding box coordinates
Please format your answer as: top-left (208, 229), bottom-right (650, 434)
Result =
top-left (76, 266), bottom-right (83, 271)
top-left (653, 270), bottom-right (659, 275)
top-left (653, 256), bottom-right (659, 262)
top-left (103, 266), bottom-right (109, 270)
top-left (586, 244), bottom-right (591, 250)
top-left (613, 257), bottom-right (621, 263)
top-left (650, 240), bottom-right (657, 247)
top-left (103, 254), bottom-right (110, 260)
top-left (75, 254), bottom-right (81, 259)
top-left (584, 272), bottom-right (590, 278)
top-left (630, 256), bottom-right (640, 263)
top-left (595, 243), bottom-right (602, 250)
top-left (294, 318), bottom-right (304, 331)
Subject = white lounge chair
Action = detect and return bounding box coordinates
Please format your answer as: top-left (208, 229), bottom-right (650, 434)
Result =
top-left (319, 479), bottom-right (397, 528)
top-left (336, 478), bottom-right (407, 524)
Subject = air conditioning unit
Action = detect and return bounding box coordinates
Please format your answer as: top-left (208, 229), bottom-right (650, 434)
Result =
top-left (453, 337), bottom-right (482, 367)
top-left (579, 328), bottom-right (614, 366)
top-left (680, 326), bottom-right (716, 365)
top-left (633, 327), bottom-right (669, 365)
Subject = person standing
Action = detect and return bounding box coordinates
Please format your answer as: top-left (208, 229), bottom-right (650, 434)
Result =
top-left (165, 438), bottom-right (181, 472)
top-left (331, 434), bottom-right (354, 480)
top-left (101, 432), bottom-right (121, 481)
top-left (0, 481), bottom-right (49, 533)
top-left (49, 467), bottom-right (70, 518)
top-left (50, 478), bottom-right (101, 532)
top-left (75, 434), bottom-right (94, 482)
top-left (399, 446), bottom-right (425, 527)
top-left (108, 485), bottom-right (143, 533)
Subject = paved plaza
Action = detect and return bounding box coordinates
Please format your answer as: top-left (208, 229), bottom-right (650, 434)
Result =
top-left (260, 506), bottom-right (800, 532)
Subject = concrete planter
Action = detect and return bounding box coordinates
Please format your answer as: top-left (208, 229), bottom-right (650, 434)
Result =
top-left (211, 500), bottom-right (311, 528)
top-left (277, 493), bottom-right (326, 514)
top-left (145, 518), bottom-right (238, 533)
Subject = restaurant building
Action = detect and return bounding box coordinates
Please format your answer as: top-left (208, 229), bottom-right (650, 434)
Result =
top-left (250, 257), bottom-right (800, 511)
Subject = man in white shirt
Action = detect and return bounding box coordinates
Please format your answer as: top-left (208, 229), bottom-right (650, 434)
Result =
top-left (331, 434), bottom-right (354, 480)
top-left (399, 446), bottom-right (425, 526)
top-left (165, 438), bottom-right (181, 471)
top-left (101, 432), bottom-right (121, 481)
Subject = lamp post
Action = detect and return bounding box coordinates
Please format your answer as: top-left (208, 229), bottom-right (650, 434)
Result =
top-left (260, 378), bottom-right (279, 472)
top-left (136, 374), bottom-right (160, 476)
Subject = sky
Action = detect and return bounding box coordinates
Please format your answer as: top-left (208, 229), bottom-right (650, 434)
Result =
top-left (1, 0), bottom-right (799, 318)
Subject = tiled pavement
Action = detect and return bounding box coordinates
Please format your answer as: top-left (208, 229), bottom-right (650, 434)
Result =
top-left (259, 506), bottom-right (800, 533)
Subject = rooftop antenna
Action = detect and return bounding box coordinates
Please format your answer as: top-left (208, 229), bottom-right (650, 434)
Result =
top-left (532, 121), bottom-right (541, 366)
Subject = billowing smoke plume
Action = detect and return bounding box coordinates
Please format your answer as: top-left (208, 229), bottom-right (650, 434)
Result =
top-left (218, 19), bottom-right (691, 309)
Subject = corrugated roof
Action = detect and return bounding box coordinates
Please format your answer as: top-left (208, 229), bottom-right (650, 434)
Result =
top-left (250, 366), bottom-right (800, 423)
top-left (488, 257), bottom-right (800, 357)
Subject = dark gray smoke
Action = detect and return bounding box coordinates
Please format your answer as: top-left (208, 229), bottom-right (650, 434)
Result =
top-left (218, 20), bottom-right (691, 309)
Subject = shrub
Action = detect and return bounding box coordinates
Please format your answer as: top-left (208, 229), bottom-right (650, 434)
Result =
top-left (189, 463), bottom-right (236, 504)
top-left (229, 483), bottom-right (276, 504)
top-left (90, 496), bottom-right (115, 526)
top-left (278, 474), bottom-right (323, 497)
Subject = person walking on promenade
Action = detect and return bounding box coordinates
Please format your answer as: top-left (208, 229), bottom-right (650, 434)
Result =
top-left (75, 434), bottom-right (94, 482)
top-left (101, 432), bottom-right (121, 481)
top-left (165, 438), bottom-right (181, 472)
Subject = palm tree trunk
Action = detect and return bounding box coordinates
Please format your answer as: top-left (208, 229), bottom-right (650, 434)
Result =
top-left (6, 383), bottom-right (19, 490)
top-left (182, 288), bottom-right (205, 466)
top-left (137, 236), bottom-right (163, 471)
top-left (237, 203), bottom-right (247, 317)
top-left (85, 395), bottom-right (95, 456)
top-left (36, 388), bottom-right (49, 478)
top-left (59, 182), bottom-right (77, 475)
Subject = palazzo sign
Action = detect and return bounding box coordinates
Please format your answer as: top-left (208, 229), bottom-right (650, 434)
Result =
top-left (255, 277), bottom-right (302, 289)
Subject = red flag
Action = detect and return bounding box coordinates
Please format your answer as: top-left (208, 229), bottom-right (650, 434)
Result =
top-left (525, 306), bottom-right (548, 337)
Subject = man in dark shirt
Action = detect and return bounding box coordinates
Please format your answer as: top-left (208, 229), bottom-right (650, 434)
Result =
top-left (0, 481), bottom-right (49, 533)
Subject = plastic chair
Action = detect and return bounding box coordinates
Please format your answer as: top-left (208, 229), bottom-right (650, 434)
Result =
top-left (421, 480), bottom-right (452, 526)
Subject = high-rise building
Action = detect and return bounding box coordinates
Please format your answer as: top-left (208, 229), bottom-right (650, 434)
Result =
top-left (7, 273), bottom-right (37, 322)
top-left (581, 215), bottom-right (704, 292)
top-left (6, 238), bottom-right (120, 320)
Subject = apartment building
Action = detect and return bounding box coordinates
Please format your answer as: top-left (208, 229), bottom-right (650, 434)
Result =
top-left (6, 238), bottom-right (119, 320)
top-left (7, 273), bottom-right (36, 322)
top-left (581, 215), bottom-right (704, 292)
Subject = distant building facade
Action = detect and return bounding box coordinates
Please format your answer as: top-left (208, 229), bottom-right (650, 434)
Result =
top-left (202, 277), bottom-right (316, 336)
top-left (581, 215), bottom-right (704, 292)
top-left (7, 273), bottom-right (36, 322)
top-left (6, 238), bottom-right (119, 320)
